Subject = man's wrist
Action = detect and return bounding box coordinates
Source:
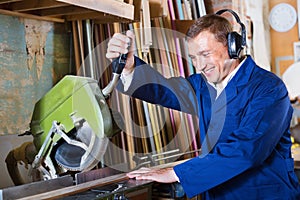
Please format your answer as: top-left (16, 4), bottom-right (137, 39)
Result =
top-left (171, 168), bottom-right (180, 182)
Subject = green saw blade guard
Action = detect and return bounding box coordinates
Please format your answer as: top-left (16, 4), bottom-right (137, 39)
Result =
top-left (30, 75), bottom-right (114, 171)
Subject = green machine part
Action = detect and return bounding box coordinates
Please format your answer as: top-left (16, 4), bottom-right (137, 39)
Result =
top-left (30, 75), bottom-right (114, 172)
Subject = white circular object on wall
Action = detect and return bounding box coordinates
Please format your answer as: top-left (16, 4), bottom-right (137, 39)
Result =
top-left (269, 3), bottom-right (297, 32)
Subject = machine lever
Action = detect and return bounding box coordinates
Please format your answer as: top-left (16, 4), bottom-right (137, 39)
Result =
top-left (112, 53), bottom-right (127, 75)
top-left (112, 39), bottom-right (131, 75)
top-left (102, 40), bottom-right (131, 98)
top-left (101, 55), bottom-right (127, 98)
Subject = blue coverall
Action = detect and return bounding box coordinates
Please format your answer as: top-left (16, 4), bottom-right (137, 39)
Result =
top-left (119, 55), bottom-right (300, 199)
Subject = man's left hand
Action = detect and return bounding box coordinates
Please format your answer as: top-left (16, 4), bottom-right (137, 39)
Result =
top-left (126, 167), bottom-right (179, 183)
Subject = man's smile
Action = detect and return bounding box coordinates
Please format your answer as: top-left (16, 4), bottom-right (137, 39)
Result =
top-left (202, 66), bottom-right (215, 75)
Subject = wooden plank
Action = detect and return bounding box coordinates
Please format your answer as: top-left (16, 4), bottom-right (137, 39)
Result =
top-left (16, 159), bottom-right (188, 200)
top-left (174, 19), bottom-right (195, 35)
top-left (149, 0), bottom-right (165, 18)
top-left (72, 20), bottom-right (81, 74)
top-left (10, 0), bottom-right (67, 12)
top-left (77, 20), bottom-right (85, 76)
top-left (93, 17), bottom-right (133, 24)
top-left (37, 5), bottom-right (91, 17)
top-left (0, 0), bottom-right (21, 4)
top-left (0, 8), bottom-right (65, 22)
top-left (57, 0), bottom-right (134, 20)
top-left (66, 12), bottom-right (119, 21)
top-left (65, 9), bottom-right (132, 24)
top-left (17, 173), bottom-right (130, 200)
top-left (65, 12), bottom-right (134, 23)
top-left (2, 175), bottom-right (74, 200)
top-left (0, 0), bottom-right (137, 23)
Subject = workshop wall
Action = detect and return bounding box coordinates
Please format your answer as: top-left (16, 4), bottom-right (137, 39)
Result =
top-left (269, 0), bottom-right (299, 76)
top-left (0, 14), bottom-right (71, 136)
top-left (0, 14), bottom-right (71, 188)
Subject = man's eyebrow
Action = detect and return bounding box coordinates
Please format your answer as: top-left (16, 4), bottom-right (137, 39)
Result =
top-left (189, 50), bottom-right (210, 57)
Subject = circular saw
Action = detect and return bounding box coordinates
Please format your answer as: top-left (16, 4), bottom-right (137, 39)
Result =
top-left (6, 53), bottom-right (127, 183)
top-left (29, 75), bottom-right (116, 179)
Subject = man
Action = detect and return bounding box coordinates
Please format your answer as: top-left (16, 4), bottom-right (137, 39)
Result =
top-left (106, 12), bottom-right (300, 199)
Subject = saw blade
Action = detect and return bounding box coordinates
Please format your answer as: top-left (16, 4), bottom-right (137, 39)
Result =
top-left (54, 120), bottom-right (108, 171)
top-left (54, 142), bottom-right (85, 171)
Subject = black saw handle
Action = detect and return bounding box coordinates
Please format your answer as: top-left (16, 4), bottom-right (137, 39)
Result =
top-left (102, 39), bottom-right (131, 97)
top-left (112, 37), bottom-right (131, 74)
top-left (111, 53), bottom-right (128, 74)
top-left (102, 51), bottom-right (130, 97)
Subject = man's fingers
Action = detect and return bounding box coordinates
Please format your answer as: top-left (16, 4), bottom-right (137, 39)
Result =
top-left (105, 52), bottom-right (120, 60)
top-left (135, 174), bottom-right (155, 181)
top-left (106, 33), bottom-right (131, 60)
top-left (127, 173), bottom-right (156, 181)
top-left (114, 32), bottom-right (131, 43)
top-left (109, 33), bottom-right (131, 50)
top-left (126, 167), bottom-right (176, 183)
top-left (125, 30), bottom-right (136, 53)
top-left (126, 167), bottom-right (153, 178)
top-left (106, 44), bottom-right (127, 56)
top-left (106, 44), bottom-right (128, 60)
top-left (126, 30), bottom-right (135, 39)
top-left (107, 41), bottom-right (129, 54)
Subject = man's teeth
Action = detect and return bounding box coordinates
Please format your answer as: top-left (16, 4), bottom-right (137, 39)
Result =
top-left (204, 67), bottom-right (214, 73)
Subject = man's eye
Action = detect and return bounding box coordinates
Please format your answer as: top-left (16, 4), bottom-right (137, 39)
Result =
top-left (189, 56), bottom-right (196, 60)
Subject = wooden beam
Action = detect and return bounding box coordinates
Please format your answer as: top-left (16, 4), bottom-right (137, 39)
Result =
top-left (18, 173), bottom-right (130, 200)
top-left (10, 0), bottom-right (67, 12)
top-left (2, 175), bottom-right (74, 200)
top-left (72, 20), bottom-right (81, 74)
top-left (37, 5), bottom-right (91, 17)
top-left (57, 0), bottom-right (134, 20)
top-left (65, 12), bottom-right (133, 23)
top-left (93, 18), bottom-right (133, 24)
top-left (174, 19), bottom-right (195, 35)
top-left (0, 0), bottom-right (21, 4)
top-left (0, 8), bottom-right (64, 22)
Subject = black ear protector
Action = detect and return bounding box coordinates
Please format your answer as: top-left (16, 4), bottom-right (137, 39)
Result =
top-left (215, 9), bottom-right (246, 59)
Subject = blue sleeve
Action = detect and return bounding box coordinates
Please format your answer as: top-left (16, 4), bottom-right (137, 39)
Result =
top-left (118, 56), bottom-right (198, 115)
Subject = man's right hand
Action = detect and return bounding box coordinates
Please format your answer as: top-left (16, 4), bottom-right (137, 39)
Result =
top-left (106, 30), bottom-right (135, 74)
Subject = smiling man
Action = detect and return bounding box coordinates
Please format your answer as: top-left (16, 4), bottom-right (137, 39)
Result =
top-left (187, 29), bottom-right (240, 98)
top-left (106, 10), bottom-right (300, 199)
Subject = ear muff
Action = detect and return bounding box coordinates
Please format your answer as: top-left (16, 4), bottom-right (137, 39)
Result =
top-left (216, 9), bottom-right (246, 59)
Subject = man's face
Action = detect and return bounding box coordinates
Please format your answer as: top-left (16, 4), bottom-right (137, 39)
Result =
top-left (188, 30), bottom-right (235, 84)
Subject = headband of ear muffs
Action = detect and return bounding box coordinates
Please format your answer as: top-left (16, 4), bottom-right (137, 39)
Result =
top-left (216, 9), bottom-right (246, 59)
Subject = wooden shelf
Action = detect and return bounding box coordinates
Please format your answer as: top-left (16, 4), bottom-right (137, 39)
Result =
top-left (0, 0), bottom-right (135, 23)
top-left (174, 19), bottom-right (195, 35)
